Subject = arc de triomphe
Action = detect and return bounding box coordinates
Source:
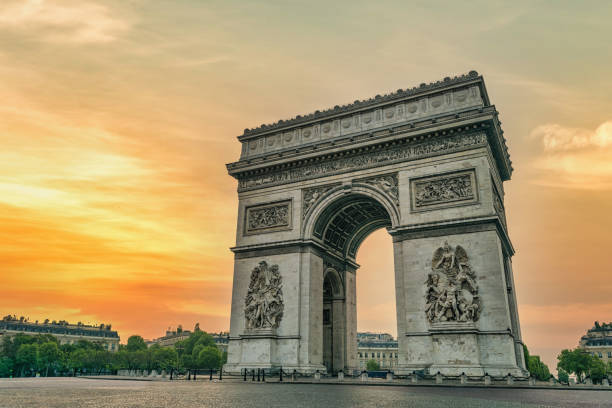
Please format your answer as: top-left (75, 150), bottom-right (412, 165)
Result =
top-left (225, 71), bottom-right (527, 377)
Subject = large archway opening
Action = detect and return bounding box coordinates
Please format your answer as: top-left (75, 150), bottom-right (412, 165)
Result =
top-left (355, 229), bottom-right (397, 371)
top-left (311, 192), bottom-right (395, 373)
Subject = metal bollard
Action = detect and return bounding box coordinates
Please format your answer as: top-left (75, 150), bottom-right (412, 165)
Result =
top-left (257, 368), bottom-right (261, 382)
top-left (194, 370), bottom-right (197, 381)
top-left (252, 369), bottom-right (255, 382)
top-left (243, 368), bottom-right (247, 381)
top-left (219, 368), bottom-right (222, 381)
top-left (292, 369), bottom-right (296, 382)
top-left (262, 369), bottom-right (265, 382)
top-left (279, 367), bottom-right (283, 382)
top-left (210, 369), bottom-right (213, 381)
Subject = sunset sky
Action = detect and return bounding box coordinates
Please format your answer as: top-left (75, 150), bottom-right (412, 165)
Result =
top-left (1, 0), bottom-right (611, 369)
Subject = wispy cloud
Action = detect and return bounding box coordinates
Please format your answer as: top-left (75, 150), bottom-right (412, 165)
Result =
top-left (531, 121), bottom-right (612, 151)
top-left (530, 120), bottom-right (612, 189)
top-left (0, 0), bottom-right (128, 44)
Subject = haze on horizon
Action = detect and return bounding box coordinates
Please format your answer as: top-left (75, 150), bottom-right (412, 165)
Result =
top-left (1, 0), bottom-right (611, 370)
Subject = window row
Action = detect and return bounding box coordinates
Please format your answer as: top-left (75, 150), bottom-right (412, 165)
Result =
top-left (358, 352), bottom-right (398, 359)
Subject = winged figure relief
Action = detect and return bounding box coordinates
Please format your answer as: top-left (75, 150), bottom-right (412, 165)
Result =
top-left (426, 242), bottom-right (480, 323)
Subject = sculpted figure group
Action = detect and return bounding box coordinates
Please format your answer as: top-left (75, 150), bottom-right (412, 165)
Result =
top-left (415, 174), bottom-right (473, 207)
top-left (244, 261), bottom-right (284, 330)
top-left (425, 242), bottom-right (480, 323)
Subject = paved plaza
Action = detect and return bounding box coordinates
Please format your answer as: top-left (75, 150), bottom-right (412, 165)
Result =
top-left (0, 378), bottom-right (610, 408)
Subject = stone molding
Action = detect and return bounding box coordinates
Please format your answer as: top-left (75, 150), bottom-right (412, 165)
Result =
top-left (244, 199), bottom-right (292, 235)
top-left (492, 178), bottom-right (507, 229)
top-left (238, 131), bottom-right (487, 192)
top-left (410, 169), bottom-right (478, 212)
top-left (389, 216), bottom-right (514, 256)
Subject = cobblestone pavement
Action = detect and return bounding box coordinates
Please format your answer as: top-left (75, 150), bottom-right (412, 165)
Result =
top-left (0, 378), bottom-right (611, 408)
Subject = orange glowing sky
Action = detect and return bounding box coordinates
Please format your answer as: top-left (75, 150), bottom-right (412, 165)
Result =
top-left (1, 0), bottom-right (611, 369)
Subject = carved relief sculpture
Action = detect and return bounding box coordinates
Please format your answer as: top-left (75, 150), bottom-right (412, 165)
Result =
top-left (303, 184), bottom-right (339, 218)
top-left (412, 170), bottom-right (477, 210)
top-left (244, 261), bottom-right (284, 330)
top-left (245, 201), bottom-right (291, 234)
top-left (425, 242), bottom-right (480, 323)
top-left (358, 173), bottom-right (399, 205)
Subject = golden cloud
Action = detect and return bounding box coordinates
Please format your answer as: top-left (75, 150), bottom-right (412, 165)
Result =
top-left (530, 120), bottom-right (612, 189)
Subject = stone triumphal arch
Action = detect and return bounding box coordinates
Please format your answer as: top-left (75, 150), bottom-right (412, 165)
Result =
top-left (225, 71), bottom-right (527, 376)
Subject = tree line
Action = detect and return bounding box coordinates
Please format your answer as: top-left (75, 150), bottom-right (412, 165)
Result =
top-left (0, 329), bottom-right (227, 378)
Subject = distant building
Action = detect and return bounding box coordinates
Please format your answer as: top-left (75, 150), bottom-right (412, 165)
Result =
top-left (147, 324), bottom-right (229, 353)
top-left (211, 332), bottom-right (229, 354)
top-left (0, 315), bottom-right (119, 352)
top-left (146, 327), bottom-right (192, 347)
top-left (356, 332), bottom-right (398, 370)
top-left (580, 321), bottom-right (612, 364)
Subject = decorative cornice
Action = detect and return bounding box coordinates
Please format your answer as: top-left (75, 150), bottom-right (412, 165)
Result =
top-left (236, 130), bottom-right (488, 192)
top-left (240, 71), bottom-right (483, 138)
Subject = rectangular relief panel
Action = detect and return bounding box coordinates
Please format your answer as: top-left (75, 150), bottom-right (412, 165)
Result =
top-left (244, 199), bottom-right (292, 235)
top-left (410, 169), bottom-right (478, 212)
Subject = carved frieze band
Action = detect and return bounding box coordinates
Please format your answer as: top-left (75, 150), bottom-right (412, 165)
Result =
top-left (302, 184), bottom-right (340, 219)
top-left (244, 200), bottom-right (292, 235)
top-left (356, 173), bottom-right (399, 206)
top-left (238, 132), bottom-right (487, 192)
top-left (411, 169), bottom-right (478, 211)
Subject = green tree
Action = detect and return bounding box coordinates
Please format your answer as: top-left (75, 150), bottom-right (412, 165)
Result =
top-left (197, 346), bottom-right (221, 370)
top-left (589, 357), bottom-right (607, 384)
top-left (557, 348), bottom-right (593, 383)
top-left (126, 335), bottom-right (147, 352)
top-left (16, 344), bottom-right (38, 376)
top-left (366, 359), bottom-right (380, 371)
top-left (68, 348), bottom-right (88, 375)
top-left (0, 356), bottom-right (13, 378)
top-left (152, 347), bottom-right (178, 372)
top-left (38, 342), bottom-right (61, 377)
top-left (557, 368), bottom-right (569, 383)
top-left (179, 331), bottom-right (215, 356)
top-left (527, 355), bottom-right (551, 381)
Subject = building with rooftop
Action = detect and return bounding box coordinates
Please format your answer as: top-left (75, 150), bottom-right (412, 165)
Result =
top-left (580, 321), bottom-right (612, 364)
top-left (0, 315), bottom-right (119, 352)
top-left (356, 332), bottom-right (398, 370)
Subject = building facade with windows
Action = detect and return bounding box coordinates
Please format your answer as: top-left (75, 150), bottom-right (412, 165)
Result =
top-left (356, 332), bottom-right (399, 370)
top-left (580, 321), bottom-right (612, 364)
top-left (0, 315), bottom-right (119, 351)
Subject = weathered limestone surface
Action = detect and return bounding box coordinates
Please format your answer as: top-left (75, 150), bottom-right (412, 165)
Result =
top-left (224, 72), bottom-right (526, 377)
